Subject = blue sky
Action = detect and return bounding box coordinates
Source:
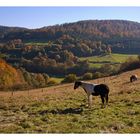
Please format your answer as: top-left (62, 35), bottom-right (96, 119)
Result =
top-left (0, 7), bottom-right (140, 29)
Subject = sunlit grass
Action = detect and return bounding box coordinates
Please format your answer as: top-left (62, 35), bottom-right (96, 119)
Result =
top-left (0, 88), bottom-right (139, 133)
top-left (25, 42), bottom-right (48, 46)
top-left (80, 53), bottom-right (138, 68)
top-left (0, 68), bottom-right (140, 133)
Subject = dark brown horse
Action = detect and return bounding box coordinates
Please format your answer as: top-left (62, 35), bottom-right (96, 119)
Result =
top-left (130, 75), bottom-right (138, 82)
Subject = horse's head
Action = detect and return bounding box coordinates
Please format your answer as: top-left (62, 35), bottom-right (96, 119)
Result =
top-left (130, 74), bottom-right (138, 82)
top-left (74, 81), bottom-right (82, 90)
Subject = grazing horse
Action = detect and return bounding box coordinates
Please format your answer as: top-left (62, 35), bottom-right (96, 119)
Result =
top-left (74, 81), bottom-right (109, 108)
top-left (130, 74), bottom-right (138, 82)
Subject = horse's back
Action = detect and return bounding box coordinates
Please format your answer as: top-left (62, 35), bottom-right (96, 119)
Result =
top-left (94, 84), bottom-right (109, 96)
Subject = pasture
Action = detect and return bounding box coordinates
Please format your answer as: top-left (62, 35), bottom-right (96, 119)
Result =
top-left (25, 42), bottom-right (48, 46)
top-left (79, 53), bottom-right (138, 68)
top-left (0, 69), bottom-right (140, 133)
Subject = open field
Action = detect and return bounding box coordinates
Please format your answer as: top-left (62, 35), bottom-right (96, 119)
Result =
top-left (80, 53), bottom-right (138, 68)
top-left (0, 69), bottom-right (140, 133)
top-left (25, 42), bottom-right (48, 46)
top-left (49, 77), bottom-right (64, 83)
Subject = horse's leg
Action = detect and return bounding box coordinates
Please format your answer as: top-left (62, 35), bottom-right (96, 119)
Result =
top-left (88, 95), bottom-right (92, 108)
top-left (105, 94), bottom-right (108, 106)
top-left (101, 96), bottom-right (105, 108)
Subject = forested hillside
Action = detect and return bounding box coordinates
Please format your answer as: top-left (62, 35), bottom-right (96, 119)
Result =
top-left (1, 20), bottom-right (140, 55)
top-left (0, 59), bottom-right (24, 89)
top-left (1, 20), bottom-right (140, 90)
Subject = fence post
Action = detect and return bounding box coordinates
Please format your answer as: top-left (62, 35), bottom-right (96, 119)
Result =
top-left (11, 90), bottom-right (14, 96)
top-left (28, 88), bottom-right (29, 95)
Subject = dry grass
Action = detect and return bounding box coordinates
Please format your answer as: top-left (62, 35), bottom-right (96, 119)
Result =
top-left (0, 69), bottom-right (140, 133)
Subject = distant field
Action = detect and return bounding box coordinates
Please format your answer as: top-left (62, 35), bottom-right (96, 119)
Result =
top-left (25, 42), bottom-right (60, 46)
top-left (0, 69), bottom-right (140, 133)
top-left (25, 42), bottom-right (48, 46)
top-left (49, 77), bottom-right (64, 83)
top-left (80, 53), bottom-right (138, 68)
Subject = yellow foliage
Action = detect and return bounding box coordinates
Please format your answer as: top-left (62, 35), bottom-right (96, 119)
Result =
top-left (0, 59), bottom-right (24, 89)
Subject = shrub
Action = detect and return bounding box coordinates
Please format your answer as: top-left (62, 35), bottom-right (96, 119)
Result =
top-left (93, 72), bottom-right (104, 79)
top-left (138, 55), bottom-right (140, 61)
top-left (47, 78), bottom-right (59, 86)
top-left (82, 72), bottom-right (93, 80)
top-left (119, 57), bottom-right (140, 72)
top-left (62, 74), bottom-right (77, 83)
top-left (42, 73), bottom-right (50, 84)
top-left (12, 83), bottom-right (27, 91)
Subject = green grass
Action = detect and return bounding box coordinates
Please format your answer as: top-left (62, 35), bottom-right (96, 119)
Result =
top-left (25, 42), bottom-right (49, 46)
top-left (25, 42), bottom-right (59, 46)
top-left (38, 91), bottom-right (140, 133)
top-left (0, 54), bottom-right (139, 133)
top-left (49, 77), bottom-right (64, 83)
top-left (0, 88), bottom-right (139, 133)
top-left (80, 53), bottom-right (138, 68)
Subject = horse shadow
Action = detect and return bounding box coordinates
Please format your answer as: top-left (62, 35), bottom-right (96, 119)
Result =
top-left (39, 107), bottom-right (83, 115)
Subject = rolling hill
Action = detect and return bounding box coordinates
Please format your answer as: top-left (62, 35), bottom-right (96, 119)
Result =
top-left (0, 19), bottom-right (140, 133)
top-left (0, 68), bottom-right (140, 133)
top-left (1, 20), bottom-right (140, 54)
top-left (1, 20), bottom-right (140, 40)
top-left (0, 20), bottom-right (140, 89)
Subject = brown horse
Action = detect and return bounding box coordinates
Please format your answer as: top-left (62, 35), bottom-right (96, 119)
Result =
top-left (130, 75), bottom-right (138, 82)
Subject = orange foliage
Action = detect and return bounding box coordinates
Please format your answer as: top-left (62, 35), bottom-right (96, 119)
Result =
top-left (0, 59), bottom-right (24, 89)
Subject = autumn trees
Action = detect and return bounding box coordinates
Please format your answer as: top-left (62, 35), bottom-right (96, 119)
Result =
top-left (0, 20), bottom-right (140, 90)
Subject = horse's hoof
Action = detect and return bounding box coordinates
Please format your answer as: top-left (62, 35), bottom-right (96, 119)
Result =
top-left (101, 105), bottom-right (105, 109)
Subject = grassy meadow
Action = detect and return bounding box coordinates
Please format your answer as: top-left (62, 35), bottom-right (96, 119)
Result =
top-left (25, 42), bottom-right (48, 46)
top-left (0, 69), bottom-right (140, 133)
top-left (80, 53), bottom-right (138, 68)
